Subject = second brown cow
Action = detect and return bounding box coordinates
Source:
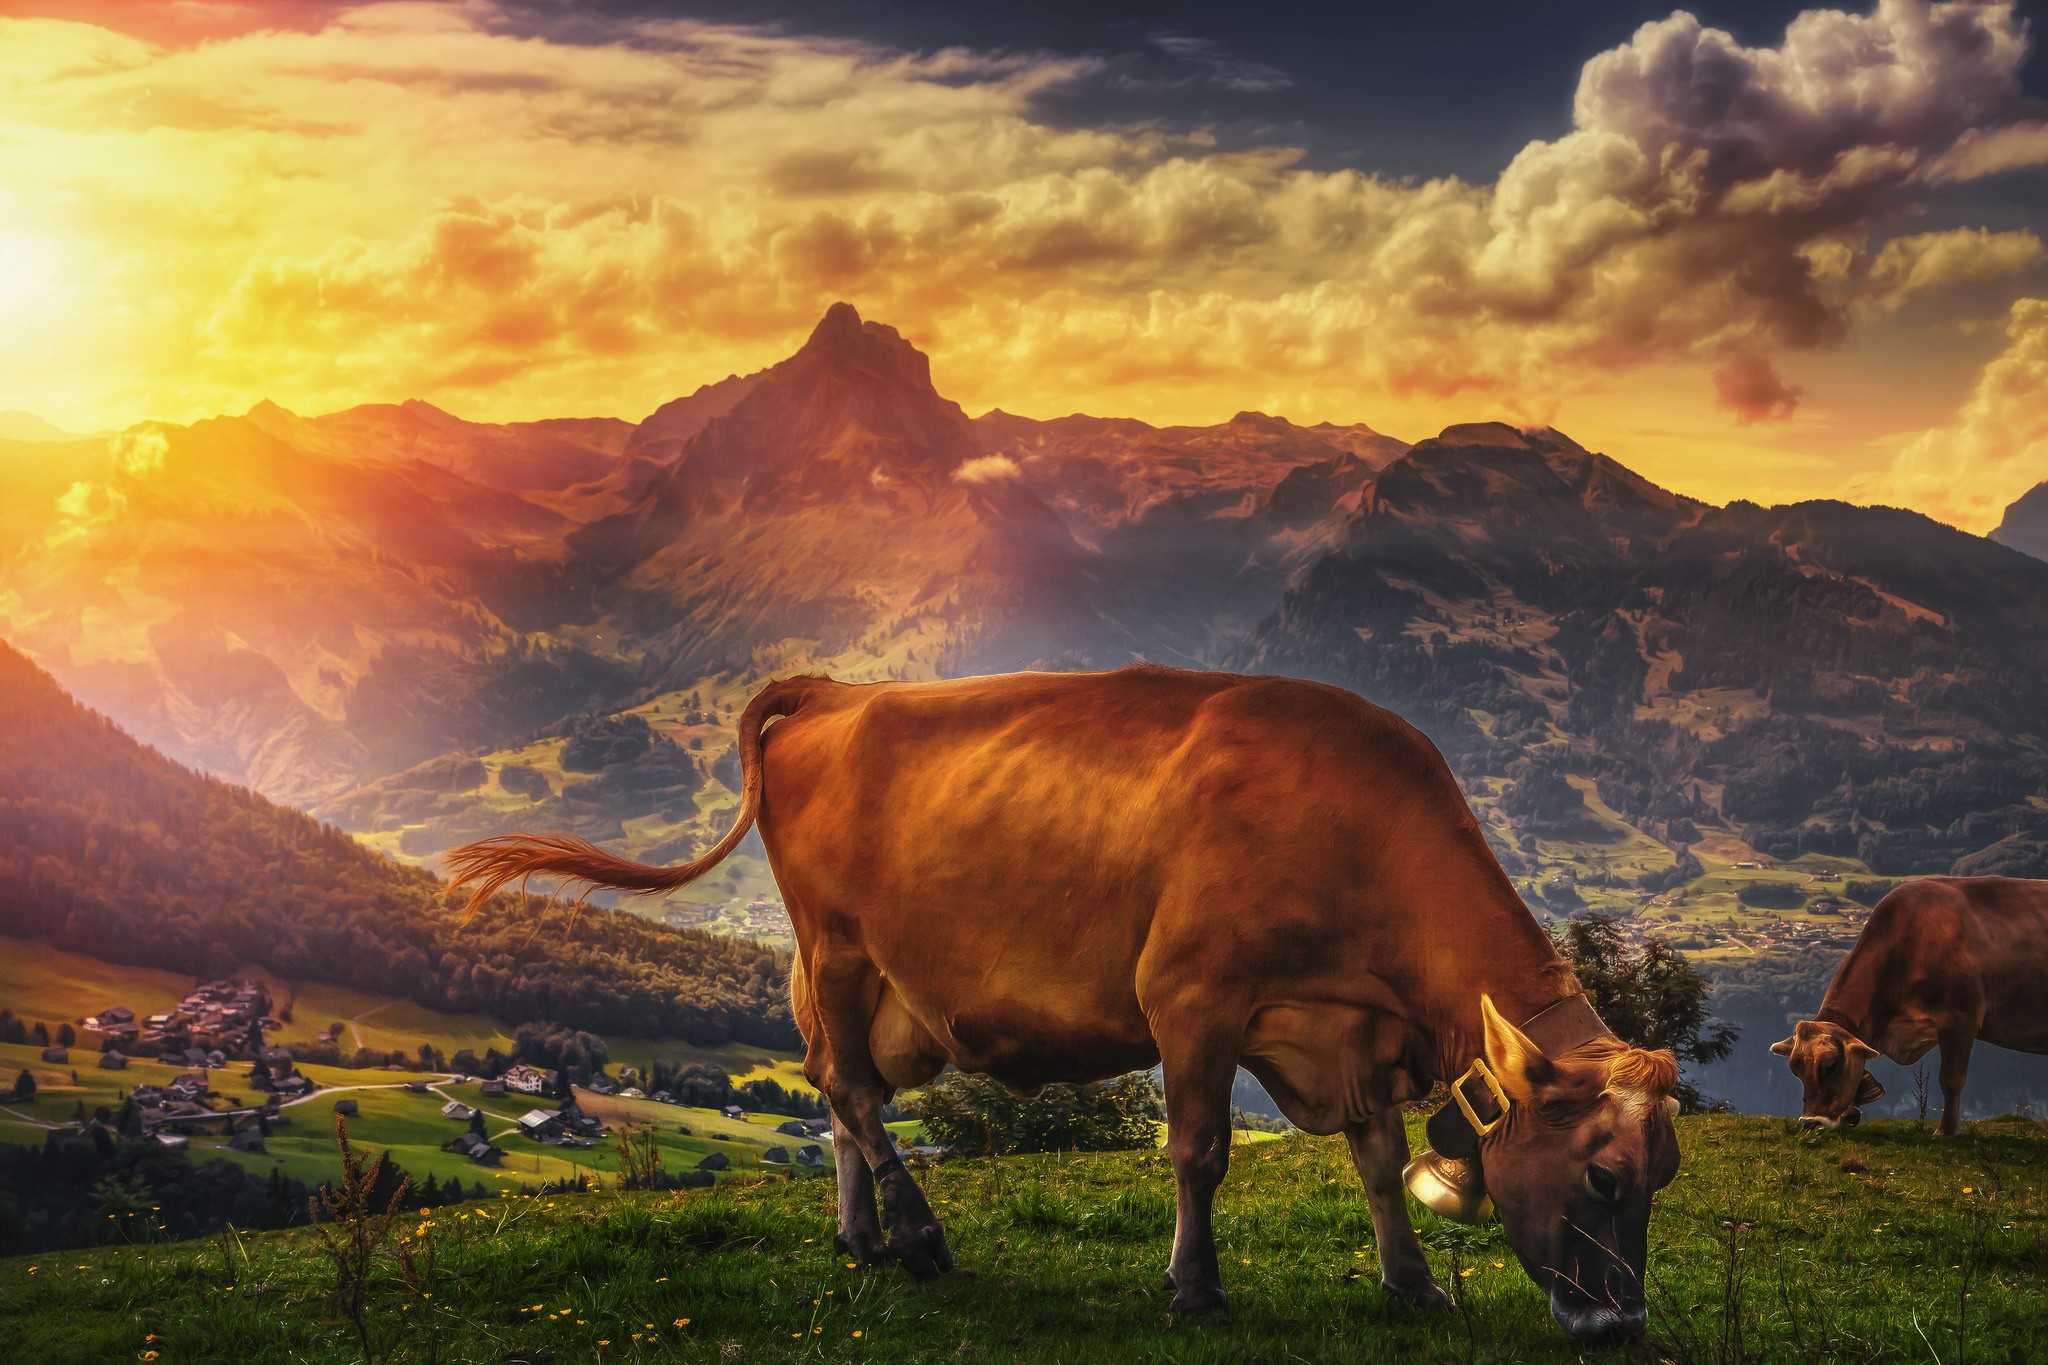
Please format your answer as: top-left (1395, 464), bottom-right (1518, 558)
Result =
top-left (450, 666), bottom-right (1681, 1343)
top-left (1774, 876), bottom-right (2048, 1135)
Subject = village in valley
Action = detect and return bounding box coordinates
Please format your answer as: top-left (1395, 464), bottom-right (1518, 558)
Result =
top-left (0, 956), bottom-right (861, 1209)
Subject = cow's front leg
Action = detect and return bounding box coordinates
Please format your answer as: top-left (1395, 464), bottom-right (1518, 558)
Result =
top-left (829, 1109), bottom-right (885, 1264)
top-left (811, 954), bottom-right (951, 1278)
top-left (1346, 1108), bottom-right (1448, 1310)
top-left (1936, 1030), bottom-right (1974, 1138)
top-left (1157, 1022), bottom-right (1238, 1315)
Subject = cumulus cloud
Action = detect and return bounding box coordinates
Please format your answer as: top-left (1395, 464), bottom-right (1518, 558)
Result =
top-left (112, 425), bottom-right (168, 477)
top-left (0, 0), bottom-right (2043, 470)
top-left (1876, 296), bottom-right (2048, 531)
top-left (1861, 228), bottom-right (2045, 318)
top-left (953, 453), bottom-right (1021, 485)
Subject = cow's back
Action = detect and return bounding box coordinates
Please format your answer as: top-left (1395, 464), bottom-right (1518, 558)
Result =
top-left (753, 666), bottom-right (1515, 1090)
top-left (1840, 878), bottom-right (2048, 1054)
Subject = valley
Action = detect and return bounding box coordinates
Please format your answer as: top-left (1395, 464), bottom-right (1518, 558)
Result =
top-left (4, 302), bottom-right (2047, 1139)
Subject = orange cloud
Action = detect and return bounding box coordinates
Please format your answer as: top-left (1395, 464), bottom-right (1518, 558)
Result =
top-left (1876, 297), bottom-right (2048, 531)
top-left (0, 0), bottom-right (2042, 521)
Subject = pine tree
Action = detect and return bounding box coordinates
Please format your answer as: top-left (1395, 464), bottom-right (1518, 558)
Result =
top-left (13, 1068), bottom-right (35, 1101)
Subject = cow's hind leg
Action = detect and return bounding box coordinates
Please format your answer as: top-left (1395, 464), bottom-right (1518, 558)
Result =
top-left (1936, 1029), bottom-right (1975, 1138)
top-left (1155, 1015), bottom-right (1239, 1315)
top-left (1345, 1108), bottom-right (1448, 1309)
top-left (810, 953), bottom-right (951, 1278)
top-left (829, 1109), bottom-right (885, 1263)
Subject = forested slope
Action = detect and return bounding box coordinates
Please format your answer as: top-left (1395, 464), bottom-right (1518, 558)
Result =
top-left (0, 643), bottom-right (796, 1048)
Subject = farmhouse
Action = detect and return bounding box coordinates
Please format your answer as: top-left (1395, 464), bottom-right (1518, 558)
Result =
top-left (229, 1126), bottom-right (266, 1153)
top-left (762, 1146), bottom-right (789, 1164)
top-left (84, 1006), bottom-right (139, 1042)
top-left (794, 1145), bottom-right (824, 1168)
top-left (502, 1065), bottom-right (558, 1095)
top-left (478, 1079), bottom-right (507, 1098)
top-left (40, 1045), bottom-right (67, 1063)
top-left (153, 1132), bottom-right (188, 1152)
top-left (443, 1131), bottom-right (503, 1165)
top-left (441, 1100), bottom-right (478, 1121)
top-left (516, 1109), bottom-right (565, 1142)
top-left (98, 1050), bottom-right (127, 1070)
top-left (695, 1152), bottom-right (729, 1171)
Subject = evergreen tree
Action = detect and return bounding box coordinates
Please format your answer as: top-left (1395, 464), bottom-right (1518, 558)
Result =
top-left (56, 1023), bottom-right (75, 1047)
top-left (1551, 912), bottom-right (1738, 1111)
top-left (469, 1110), bottom-right (487, 1138)
top-left (13, 1068), bottom-right (35, 1101)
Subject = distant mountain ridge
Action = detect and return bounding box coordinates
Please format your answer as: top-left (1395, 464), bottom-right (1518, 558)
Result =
top-left (1991, 481), bottom-right (2048, 561)
top-left (2, 303), bottom-right (2044, 896)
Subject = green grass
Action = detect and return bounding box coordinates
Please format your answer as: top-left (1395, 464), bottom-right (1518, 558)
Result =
top-left (2, 1114), bottom-right (2041, 1363)
top-left (160, 1080), bottom-right (835, 1196)
top-left (0, 938), bottom-right (200, 1027)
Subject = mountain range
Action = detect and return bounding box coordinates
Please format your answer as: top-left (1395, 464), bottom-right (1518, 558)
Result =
top-left (3, 303), bottom-right (2045, 902)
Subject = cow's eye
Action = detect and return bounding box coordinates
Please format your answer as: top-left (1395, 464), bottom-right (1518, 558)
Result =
top-left (1585, 1163), bottom-right (1622, 1203)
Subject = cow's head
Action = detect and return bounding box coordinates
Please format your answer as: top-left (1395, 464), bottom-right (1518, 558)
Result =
top-left (1415, 996), bottom-right (1681, 1343)
top-left (1771, 1019), bottom-right (1883, 1130)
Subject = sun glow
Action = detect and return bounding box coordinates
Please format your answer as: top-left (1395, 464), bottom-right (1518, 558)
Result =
top-left (0, 229), bottom-right (67, 317)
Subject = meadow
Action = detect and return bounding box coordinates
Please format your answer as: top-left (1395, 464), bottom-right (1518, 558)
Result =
top-left (0, 935), bottom-right (815, 1094)
top-left (0, 1113), bottom-right (2040, 1363)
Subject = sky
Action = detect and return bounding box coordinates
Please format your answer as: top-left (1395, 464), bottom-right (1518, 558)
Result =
top-left (1, 0), bottom-right (2046, 530)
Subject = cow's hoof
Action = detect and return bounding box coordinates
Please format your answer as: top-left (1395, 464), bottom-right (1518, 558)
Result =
top-left (887, 1222), bottom-right (953, 1281)
top-left (834, 1230), bottom-right (886, 1266)
top-left (1169, 1282), bottom-right (1229, 1317)
top-left (1384, 1276), bottom-right (1451, 1311)
top-left (1160, 1270), bottom-right (1177, 1294)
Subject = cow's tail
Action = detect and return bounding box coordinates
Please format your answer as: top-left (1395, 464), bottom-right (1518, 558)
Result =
top-left (445, 677), bottom-right (816, 921)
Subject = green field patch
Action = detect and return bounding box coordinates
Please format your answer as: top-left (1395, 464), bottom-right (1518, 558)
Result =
top-left (2, 1113), bottom-right (2041, 1363)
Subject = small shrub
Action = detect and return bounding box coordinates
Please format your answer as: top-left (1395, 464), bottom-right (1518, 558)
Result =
top-left (913, 1071), bottom-right (1162, 1156)
top-left (1735, 880), bottom-right (1804, 909)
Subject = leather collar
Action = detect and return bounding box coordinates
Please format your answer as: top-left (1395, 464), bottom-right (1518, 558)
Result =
top-left (1429, 994), bottom-right (1614, 1151)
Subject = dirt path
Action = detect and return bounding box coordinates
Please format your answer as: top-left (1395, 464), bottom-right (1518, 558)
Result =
top-left (344, 1001), bottom-right (396, 1052)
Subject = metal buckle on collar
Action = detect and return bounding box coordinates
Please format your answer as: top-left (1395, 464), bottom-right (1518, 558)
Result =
top-left (1452, 1056), bottom-right (1512, 1138)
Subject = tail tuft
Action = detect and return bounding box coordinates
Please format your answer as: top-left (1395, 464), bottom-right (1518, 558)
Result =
top-left (443, 677), bottom-right (815, 921)
top-left (445, 832), bottom-right (688, 922)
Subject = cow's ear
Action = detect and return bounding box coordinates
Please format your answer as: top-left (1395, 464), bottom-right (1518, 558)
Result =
top-left (1481, 995), bottom-right (1554, 1101)
top-left (1846, 1040), bottom-right (1879, 1063)
top-left (1770, 1036), bottom-right (1796, 1057)
top-left (1856, 1072), bottom-right (1886, 1104)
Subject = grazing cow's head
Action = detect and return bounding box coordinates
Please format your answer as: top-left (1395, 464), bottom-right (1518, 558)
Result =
top-left (1424, 997), bottom-right (1681, 1343)
top-left (1771, 1019), bottom-right (1883, 1130)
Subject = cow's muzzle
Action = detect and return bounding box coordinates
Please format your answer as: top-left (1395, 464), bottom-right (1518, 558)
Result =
top-left (1551, 1292), bottom-right (1648, 1343)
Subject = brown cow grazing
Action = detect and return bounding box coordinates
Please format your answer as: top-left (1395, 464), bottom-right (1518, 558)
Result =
top-left (1774, 876), bottom-right (2048, 1137)
top-left (449, 667), bottom-right (1681, 1342)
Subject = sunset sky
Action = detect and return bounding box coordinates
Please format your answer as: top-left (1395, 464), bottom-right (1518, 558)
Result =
top-left (2, 0), bottom-right (2046, 530)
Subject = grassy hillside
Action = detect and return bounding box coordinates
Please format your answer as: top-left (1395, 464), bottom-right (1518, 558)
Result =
top-left (0, 936), bottom-right (812, 1092)
top-left (1, 1115), bottom-right (2040, 1363)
